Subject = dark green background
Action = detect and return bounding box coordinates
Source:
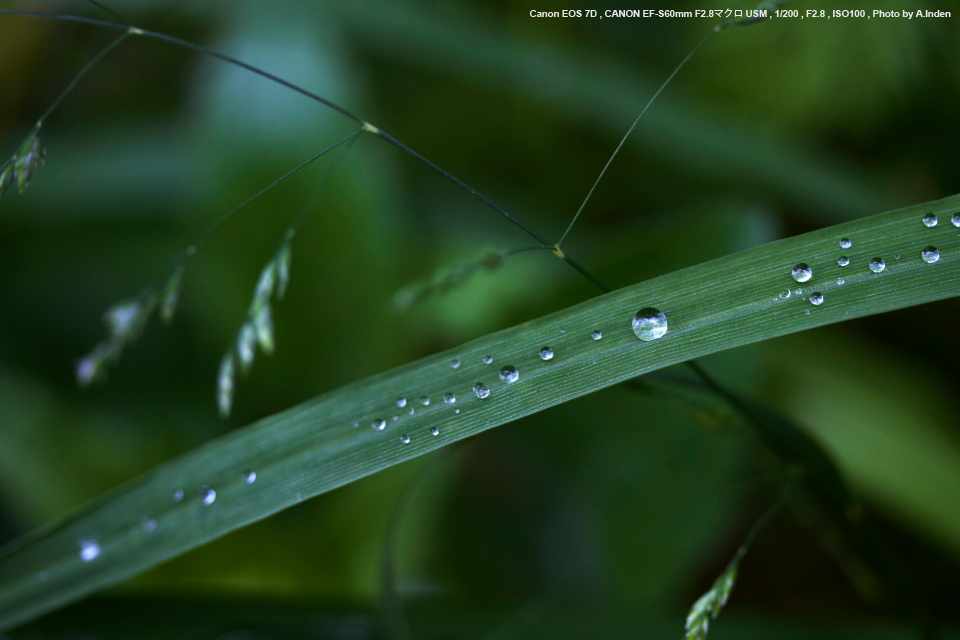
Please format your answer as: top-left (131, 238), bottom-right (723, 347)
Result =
top-left (1, 0), bottom-right (959, 637)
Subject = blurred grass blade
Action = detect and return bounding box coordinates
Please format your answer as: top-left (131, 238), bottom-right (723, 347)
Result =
top-left (2, 194), bottom-right (959, 630)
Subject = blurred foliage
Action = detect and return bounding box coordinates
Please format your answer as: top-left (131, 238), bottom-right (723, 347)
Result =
top-left (1, 0), bottom-right (960, 636)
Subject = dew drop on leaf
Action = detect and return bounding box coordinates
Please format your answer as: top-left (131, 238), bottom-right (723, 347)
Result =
top-left (791, 263), bottom-right (812, 282)
top-left (869, 258), bottom-right (886, 273)
top-left (242, 470), bottom-right (257, 484)
top-left (923, 213), bottom-right (938, 227)
top-left (482, 355), bottom-right (493, 364)
top-left (591, 330), bottom-right (603, 341)
top-left (499, 366), bottom-right (519, 383)
top-left (539, 346), bottom-right (554, 360)
top-left (199, 486), bottom-right (216, 505)
top-left (838, 256), bottom-right (849, 267)
top-left (779, 290), bottom-right (791, 299)
top-left (141, 518), bottom-right (157, 533)
top-left (837, 278), bottom-right (845, 285)
top-left (632, 307), bottom-right (668, 342)
top-left (431, 427), bottom-right (440, 436)
top-left (450, 359), bottom-right (460, 369)
top-left (400, 434), bottom-right (410, 444)
top-left (473, 382), bottom-right (490, 399)
top-left (395, 397), bottom-right (407, 408)
top-left (952, 213), bottom-right (960, 227)
top-left (839, 238), bottom-right (852, 249)
top-left (172, 489), bottom-right (184, 502)
top-left (810, 292), bottom-right (824, 306)
top-left (444, 392), bottom-right (456, 404)
top-left (420, 396), bottom-right (430, 406)
top-left (921, 246), bottom-right (940, 264)
top-left (373, 418), bottom-right (386, 430)
top-left (79, 540), bottom-right (101, 562)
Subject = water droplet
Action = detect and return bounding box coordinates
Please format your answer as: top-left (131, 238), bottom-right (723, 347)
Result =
top-left (473, 382), bottom-right (490, 399)
top-left (141, 518), bottom-right (157, 533)
top-left (895, 254), bottom-right (901, 260)
top-left (400, 434), bottom-right (410, 444)
top-left (482, 355), bottom-right (493, 364)
top-left (838, 256), bottom-right (849, 267)
top-left (392, 415), bottom-right (399, 421)
top-left (805, 310), bottom-right (810, 315)
top-left (839, 238), bottom-right (852, 249)
top-left (199, 486), bottom-right (216, 505)
top-left (450, 359), bottom-right (460, 369)
top-left (952, 213), bottom-right (960, 227)
top-left (921, 246), bottom-right (940, 264)
top-left (80, 540), bottom-right (101, 562)
top-left (38, 571), bottom-right (49, 582)
top-left (408, 407), bottom-right (415, 415)
top-left (779, 290), bottom-right (791, 299)
top-left (373, 418), bottom-right (386, 430)
top-left (837, 278), bottom-right (845, 285)
top-left (454, 408), bottom-right (461, 414)
top-left (242, 470), bottom-right (257, 484)
top-left (539, 346), bottom-right (554, 361)
top-left (591, 330), bottom-right (603, 341)
top-left (395, 397), bottom-right (407, 408)
top-left (791, 263), bottom-right (812, 282)
top-left (794, 288), bottom-right (802, 295)
top-left (868, 258), bottom-right (886, 273)
top-left (810, 292), bottom-right (824, 306)
top-left (923, 213), bottom-right (938, 227)
top-left (172, 489), bottom-right (184, 502)
top-left (431, 427), bottom-right (440, 436)
top-left (420, 396), bottom-right (430, 406)
top-left (499, 366), bottom-right (519, 383)
top-left (352, 422), bottom-right (359, 429)
top-left (632, 307), bottom-right (668, 342)
top-left (443, 392), bottom-right (456, 404)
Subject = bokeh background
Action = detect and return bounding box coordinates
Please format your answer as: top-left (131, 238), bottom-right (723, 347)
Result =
top-left (1, 0), bottom-right (960, 637)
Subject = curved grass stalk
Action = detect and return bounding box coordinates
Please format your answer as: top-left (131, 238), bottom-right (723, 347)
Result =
top-left (0, 194), bottom-right (957, 630)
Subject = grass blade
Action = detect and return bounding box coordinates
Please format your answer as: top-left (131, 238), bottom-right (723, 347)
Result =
top-left (1, 194), bottom-right (958, 630)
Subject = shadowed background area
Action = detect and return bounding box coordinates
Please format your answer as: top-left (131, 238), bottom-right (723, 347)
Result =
top-left (1, 0), bottom-right (960, 637)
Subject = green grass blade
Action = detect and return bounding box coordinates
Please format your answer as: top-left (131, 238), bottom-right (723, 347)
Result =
top-left (1, 194), bottom-right (959, 630)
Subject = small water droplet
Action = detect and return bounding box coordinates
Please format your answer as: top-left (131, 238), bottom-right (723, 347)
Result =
top-left (805, 310), bottom-right (811, 315)
top-left (408, 407), bottom-right (415, 415)
top-left (839, 238), bottom-right (852, 249)
top-left (837, 277), bottom-right (845, 285)
top-left (794, 288), bottom-right (802, 295)
top-left (923, 213), bottom-right (938, 227)
top-left (420, 396), bottom-right (430, 406)
top-left (199, 486), bottom-right (216, 505)
top-left (392, 415), bottom-right (399, 421)
top-left (454, 408), bottom-right (461, 414)
top-left (591, 330), bottom-right (603, 341)
top-left (373, 418), bottom-right (386, 430)
top-left (810, 292), bottom-right (824, 306)
top-left (868, 258), bottom-right (886, 273)
top-left (482, 355), bottom-right (493, 364)
top-left (172, 489), bottom-right (184, 502)
top-left (779, 290), bottom-right (791, 299)
top-left (352, 421), bottom-right (359, 429)
top-left (791, 263), bottom-right (812, 282)
top-left (80, 540), bottom-right (101, 562)
top-left (443, 392), bottom-right (456, 404)
top-left (838, 256), bottom-right (849, 267)
top-left (395, 397), bottom-right (407, 408)
top-left (242, 470), bottom-right (257, 484)
top-left (895, 254), bottom-right (901, 260)
top-left (539, 346), bottom-right (554, 361)
top-left (473, 382), bottom-right (490, 399)
top-left (141, 518), bottom-right (157, 533)
top-left (450, 359), bottom-right (460, 369)
top-left (431, 427), bottom-right (440, 436)
top-left (921, 246), bottom-right (940, 264)
top-left (400, 434), bottom-right (410, 444)
top-left (952, 213), bottom-right (960, 227)
top-left (632, 307), bottom-right (668, 342)
top-left (499, 365), bottom-right (519, 383)
top-left (39, 571), bottom-right (49, 582)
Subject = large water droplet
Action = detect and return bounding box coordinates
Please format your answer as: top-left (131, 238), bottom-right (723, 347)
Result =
top-left (952, 213), bottom-right (960, 227)
top-left (373, 418), bottom-right (386, 430)
top-left (444, 392), bottom-right (456, 404)
top-left (450, 359), bottom-right (460, 369)
top-left (482, 355), bottom-right (493, 364)
top-left (838, 256), bottom-right (849, 267)
top-left (539, 346), bottom-right (554, 361)
top-left (400, 434), bottom-right (410, 444)
top-left (431, 427), bottom-right (440, 436)
top-left (869, 258), bottom-right (886, 273)
top-left (242, 470), bottom-right (257, 484)
top-left (779, 290), bottom-right (791, 300)
top-left (810, 292), bottom-right (824, 306)
top-left (200, 486), bottom-right (216, 505)
top-left (923, 213), bottom-right (938, 227)
top-left (80, 540), bottom-right (101, 562)
top-left (395, 397), bottom-right (407, 408)
top-left (172, 489), bottom-right (184, 502)
top-left (499, 366), bottom-right (519, 383)
top-left (791, 263), bottom-right (812, 282)
top-left (632, 308), bottom-right (668, 342)
top-left (921, 246), bottom-right (940, 264)
top-left (473, 382), bottom-right (490, 399)
top-left (591, 330), bottom-right (603, 341)
top-left (839, 238), bottom-right (852, 249)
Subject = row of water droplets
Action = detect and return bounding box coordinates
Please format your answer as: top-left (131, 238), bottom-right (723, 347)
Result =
top-left (352, 307), bottom-right (669, 445)
top-left (782, 211), bottom-right (954, 310)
